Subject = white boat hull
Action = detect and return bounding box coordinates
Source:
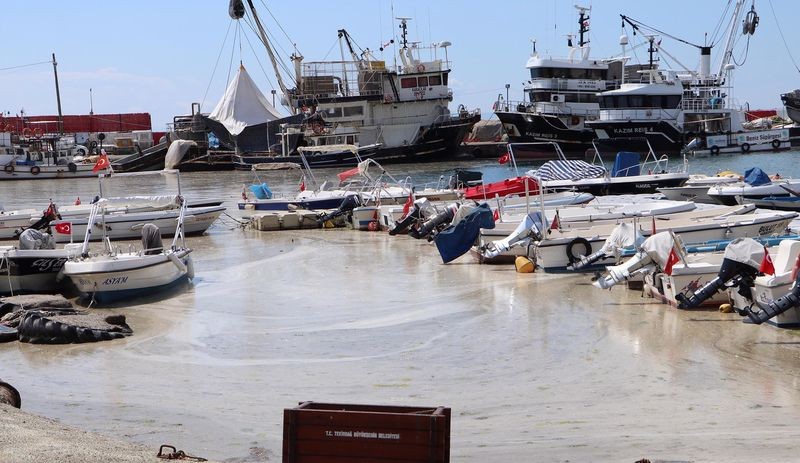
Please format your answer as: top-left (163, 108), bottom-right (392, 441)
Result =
top-left (0, 163), bottom-right (102, 180)
top-left (63, 249), bottom-right (193, 303)
top-left (51, 206), bottom-right (224, 242)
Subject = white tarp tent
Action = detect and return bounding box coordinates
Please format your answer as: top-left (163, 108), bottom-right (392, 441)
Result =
top-left (209, 65), bottom-right (282, 136)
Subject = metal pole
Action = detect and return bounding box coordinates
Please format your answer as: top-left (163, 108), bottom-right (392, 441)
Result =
top-left (52, 53), bottom-right (64, 135)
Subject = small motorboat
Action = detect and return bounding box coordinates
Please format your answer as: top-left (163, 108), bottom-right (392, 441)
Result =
top-left (61, 173), bottom-right (195, 304)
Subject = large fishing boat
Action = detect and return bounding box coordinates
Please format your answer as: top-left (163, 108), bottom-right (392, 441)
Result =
top-left (494, 6), bottom-right (618, 160)
top-left (588, 1), bottom-right (764, 155)
top-left (215, 1), bottom-right (479, 169)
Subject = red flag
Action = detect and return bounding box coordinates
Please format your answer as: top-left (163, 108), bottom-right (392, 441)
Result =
top-left (54, 222), bottom-right (72, 235)
top-left (760, 246), bottom-right (775, 275)
top-left (337, 166), bottom-right (360, 182)
top-left (402, 192), bottom-right (414, 216)
top-left (299, 177), bottom-right (306, 192)
top-left (493, 208), bottom-right (500, 222)
top-left (497, 152), bottom-right (510, 165)
top-left (92, 152), bottom-right (110, 173)
top-left (664, 248), bottom-right (680, 275)
top-left (550, 211), bottom-right (560, 230)
top-left (651, 216), bottom-right (657, 235)
top-left (74, 197), bottom-right (81, 205)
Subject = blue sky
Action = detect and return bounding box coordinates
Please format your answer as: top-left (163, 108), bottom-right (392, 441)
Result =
top-left (1, 0), bottom-right (797, 130)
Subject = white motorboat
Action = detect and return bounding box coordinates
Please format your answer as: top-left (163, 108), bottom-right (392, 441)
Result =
top-left (657, 172), bottom-right (740, 204)
top-left (62, 173), bottom-right (195, 304)
top-left (0, 230), bottom-right (81, 294)
top-left (707, 168), bottom-right (800, 205)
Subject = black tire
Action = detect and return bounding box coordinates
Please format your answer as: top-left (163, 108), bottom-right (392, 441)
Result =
top-left (3, 164), bottom-right (13, 174)
top-left (772, 139), bottom-right (781, 149)
top-left (89, 141), bottom-right (97, 149)
top-left (566, 238), bottom-right (592, 264)
top-left (18, 312), bottom-right (125, 344)
top-left (30, 166), bottom-right (40, 175)
top-left (67, 162), bottom-right (77, 173)
top-left (741, 142), bottom-right (751, 153)
top-left (709, 145), bottom-right (720, 156)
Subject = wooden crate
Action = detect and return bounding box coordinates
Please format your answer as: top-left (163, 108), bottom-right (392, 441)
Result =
top-left (283, 402), bottom-right (450, 463)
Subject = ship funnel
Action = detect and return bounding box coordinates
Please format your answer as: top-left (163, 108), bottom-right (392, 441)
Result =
top-left (700, 46), bottom-right (711, 79)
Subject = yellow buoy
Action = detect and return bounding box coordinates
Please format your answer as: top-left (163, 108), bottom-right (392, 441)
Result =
top-left (719, 303), bottom-right (733, 313)
top-left (515, 256), bottom-right (535, 273)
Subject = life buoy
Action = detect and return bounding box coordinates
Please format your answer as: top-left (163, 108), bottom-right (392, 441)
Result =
top-left (771, 139), bottom-right (781, 149)
top-left (709, 145), bottom-right (720, 155)
top-left (67, 162), bottom-right (77, 173)
top-left (89, 141), bottom-right (98, 149)
top-left (21, 128), bottom-right (32, 137)
top-left (571, 116), bottom-right (580, 126)
top-left (3, 165), bottom-right (13, 174)
top-left (383, 94), bottom-right (394, 103)
top-left (416, 64), bottom-right (425, 72)
top-left (30, 166), bottom-right (40, 175)
top-left (565, 237), bottom-right (592, 264)
top-left (741, 142), bottom-right (751, 153)
top-left (33, 128), bottom-right (43, 138)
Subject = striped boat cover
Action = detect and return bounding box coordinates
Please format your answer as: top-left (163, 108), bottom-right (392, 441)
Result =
top-left (528, 160), bottom-right (607, 181)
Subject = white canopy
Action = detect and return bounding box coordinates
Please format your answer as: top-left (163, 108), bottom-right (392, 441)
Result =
top-left (209, 65), bottom-right (282, 136)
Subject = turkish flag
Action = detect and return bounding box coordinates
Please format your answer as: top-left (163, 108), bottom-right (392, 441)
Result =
top-left (664, 248), bottom-right (680, 275)
top-left (299, 177), bottom-right (306, 192)
top-left (550, 211), bottom-right (560, 230)
top-left (92, 152), bottom-right (110, 173)
top-left (493, 208), bottom-right (500, 222)
top-left (759, 246), bottom-right (775, 275)
top-left (401, 192), bottom-right (414, 216)
top-left (54, 222), bottom-right (72, 235)
top-left (497, 153), bottom-right (510, 165)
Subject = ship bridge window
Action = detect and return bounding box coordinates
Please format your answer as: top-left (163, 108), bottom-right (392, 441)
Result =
top-left (343, 106), bottom-right (364, 117)
top-left (429, 75), bottom-right (442, 86)
top-left (417, 76), bottom-right (429, 87)
top-left (322, 107), bottom-right (343, 118)
top-left (401, 77), bottom-right (417, 89)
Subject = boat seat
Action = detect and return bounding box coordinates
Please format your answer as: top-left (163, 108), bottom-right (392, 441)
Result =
top-left (757, 240), bottom-right (800, 288)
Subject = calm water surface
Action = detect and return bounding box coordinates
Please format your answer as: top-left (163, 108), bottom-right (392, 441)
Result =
top-left (2, 152), bottom-right (800, 461)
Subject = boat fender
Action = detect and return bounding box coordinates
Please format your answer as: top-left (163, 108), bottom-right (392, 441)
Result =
top-left (168, 252), bottom-right (188, 274)
top-left (185, 255), bottom-right (195, 279)
top-left (3, 164), bottom-right (13, 174)
top-left (741, 142), bottom-right (751, 153)
top-left (89, 141), bottom-right (97, 150)
top-left (417, 64), bottom-right (425, 72)
top-left (565, 238), bottom-right (592, 264)
top-left (30, 166), bottom-right (40, 175)
top-left (67, 162), bottom-right (77, 173)
top-left (709, 145), bottom-right (720, 155)
top-left (771, 139), bottom-right (781, 149)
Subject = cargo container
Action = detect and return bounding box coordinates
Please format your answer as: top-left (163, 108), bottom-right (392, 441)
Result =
top-left (283, 402), bottom-right (450, 463)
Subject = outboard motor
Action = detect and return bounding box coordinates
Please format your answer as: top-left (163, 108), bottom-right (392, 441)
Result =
top-left (570, 223), bottom-right (643, 271)
top-left (18, 229), bottom-right (55, 250)
top-left (481, 212), bottom-right (544, 259)
top-left (741, 272), bottom-right (800, 324)
top-left (409, 203), bottom-right (460, 239)
top-left (316, 194), bottom-right (362, 225)
top-left (24, 202), bottom-right (61, 234)
top-left (675, 237), bottom-right (764, 310)
top-left (141, 223), bottom-right (163, 255)
top-left (594, 231), bottom-right (679, 290)
top-left (389, 198), bottom-right (433, 236)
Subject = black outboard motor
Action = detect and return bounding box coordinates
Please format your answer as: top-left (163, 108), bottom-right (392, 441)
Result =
top-left (22, 202), bottom-right (61, 236)
top-left (389, 206), bottom-right (422, 236)
top-left (740, 272), bottom-right (800, 324)
top-left (409, 203), bottom-right (459, 239)
top-left (141, 223), bottom-right (163, 255)
top-left (675, 237), bottom-right (764, 310)
top-left (316, 194), bottom-right (362, 225)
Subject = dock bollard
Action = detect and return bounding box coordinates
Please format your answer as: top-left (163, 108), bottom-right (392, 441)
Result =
top-left (0, 379), bottom-right (21, 408)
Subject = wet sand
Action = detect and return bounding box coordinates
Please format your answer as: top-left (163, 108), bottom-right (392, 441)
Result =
top-left (2, 225), bottom-right (800, 462)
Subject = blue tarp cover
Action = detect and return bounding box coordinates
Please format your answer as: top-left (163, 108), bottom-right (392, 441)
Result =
top-left (249, 183), bottom-right (273, 199)
top-left (744, 167), bottom-right (771, 186)
top-left (612, 151), bottom-right (641, 177)
top-left (434, 203), bottom-right (495, 264)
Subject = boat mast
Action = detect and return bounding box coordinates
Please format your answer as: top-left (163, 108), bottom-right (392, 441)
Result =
top-left (52, 53), bottom-right (64, 135)
top-left (243, 0), bottom-right (297, 115)
top-left (715, 0), bottom-right (747, 82)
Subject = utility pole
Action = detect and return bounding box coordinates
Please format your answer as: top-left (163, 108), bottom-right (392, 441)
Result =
top-left (52, 53), bottom-right (64, 135)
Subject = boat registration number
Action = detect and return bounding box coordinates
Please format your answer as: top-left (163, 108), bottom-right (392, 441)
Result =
top-left (102, 277), bottom-right (128, 285)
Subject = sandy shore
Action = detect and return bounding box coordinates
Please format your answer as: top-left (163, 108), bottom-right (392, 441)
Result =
top-left (2, 227), bottom-right (800, 462)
